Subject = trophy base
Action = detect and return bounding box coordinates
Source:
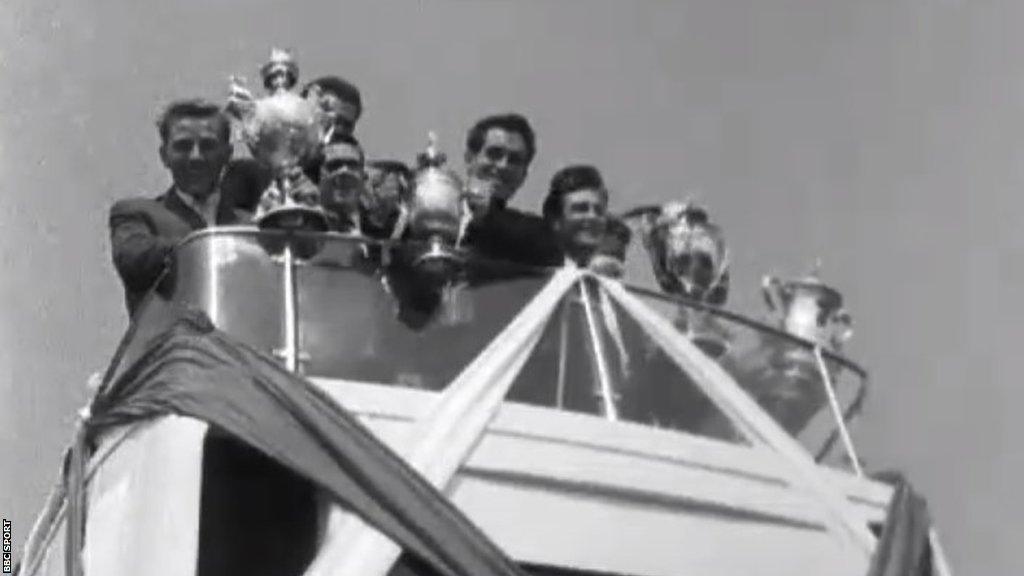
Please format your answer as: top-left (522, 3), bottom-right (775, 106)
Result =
top-left (410, 240), bottom-right (465, 279)
top-left (255, 205), bottom-right (330, 260)
top-left (256, 204), bottom-right (330, 233)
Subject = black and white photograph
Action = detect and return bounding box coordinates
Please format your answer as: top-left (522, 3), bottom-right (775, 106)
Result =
top-left (1, 1), bottom-right (1019, 575)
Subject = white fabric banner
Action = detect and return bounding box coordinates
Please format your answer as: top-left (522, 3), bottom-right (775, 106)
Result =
top-left (596, 276), bottom-right (876, 567)
top-left (304, 266), bottom-right (584, 576)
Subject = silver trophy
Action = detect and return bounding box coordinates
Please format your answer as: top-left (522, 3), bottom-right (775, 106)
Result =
top-left (762, 265), bottom-right (853, 377)
top-left (624, 200), bottom-right (732, 357)
top-left (227, 48), bottom-right (331, 233)
top-left (627, 200), bottom-right (730, 305)
top-left (406, 133), bottom-right (467, 275)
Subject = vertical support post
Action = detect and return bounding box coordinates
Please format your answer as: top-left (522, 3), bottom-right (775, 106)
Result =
top-left (281, 242), bottom-right (300, 373)
top-left (813, 345), bottom-right (863, 477)
top-left (554, 301), bottom-right (570, 410)
top-left (579, 280), bottom-right (618, 421)
top-left (206, 244), bottom-right (220, 325)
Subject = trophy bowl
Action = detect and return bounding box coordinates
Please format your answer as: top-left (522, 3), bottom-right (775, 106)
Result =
top-left (627, 201), bottom-right (729, 305)
top-left (246, 102), bottom-right (323, 174)
top-left (229, 49), bottom-right (331, 238)
top-left (405, 134), bottom-right (467, 276)
top-left (761, 271), bottom-right (853, 381)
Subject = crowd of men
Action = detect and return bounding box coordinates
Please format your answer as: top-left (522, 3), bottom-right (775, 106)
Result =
top-left (109, 74), bottom-right (633, 316)
top-left (107, 73), bottom-right (849, 446)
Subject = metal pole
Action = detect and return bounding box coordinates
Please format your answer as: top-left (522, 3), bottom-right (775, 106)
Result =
top-left (813, 345), bottom-right (863, 477)
top-left (554, 302), bottom-right (570, 409)
top-left (579, 281), bottom-right (618, 421)
top-left (281, 242), bottom-right (300, 373)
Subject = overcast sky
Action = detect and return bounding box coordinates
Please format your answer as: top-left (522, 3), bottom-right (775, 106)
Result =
top-left (1, 1), bottom-right (1021, 573)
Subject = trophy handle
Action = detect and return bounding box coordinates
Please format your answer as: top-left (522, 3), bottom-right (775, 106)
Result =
top-left (761, 275), bottom-right (784, 313)
top-left (620, 205), bottom-right (661, 249)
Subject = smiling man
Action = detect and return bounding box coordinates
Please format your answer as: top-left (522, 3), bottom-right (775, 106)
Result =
top-left (109, 99), bottom-right (252, 316)
top-left (542, 164), bottom-right (611, 267)
top-left (460, 113), bottom-right (562, 268)
top-left (314, 132), bottom-right (367, 233)
top-left (301, 75), bottom-right (362, 137)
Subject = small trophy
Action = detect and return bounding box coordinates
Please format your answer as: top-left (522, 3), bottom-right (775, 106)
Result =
top-left (406, 132), bottom-right (467, 275)
top-left (227, 48), bottom-right (331, 233)
top-left (762, 264), bottom-right (853, 377)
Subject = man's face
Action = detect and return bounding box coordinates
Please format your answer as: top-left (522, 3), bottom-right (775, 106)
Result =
top-left (317, 92), bottom-right (360, 136)
top-left (319, 142), bottom-right (366, 220)
top-left (554, 188), bottom-right (608, 254)
top-left (367, 167), bottom-right (406, 206)
top-left (159, 117), bottom-right (232, 200)
top-left (365, 167), bottom-right (407, 226)
top-left (465, 128), bottom-right (529, 205)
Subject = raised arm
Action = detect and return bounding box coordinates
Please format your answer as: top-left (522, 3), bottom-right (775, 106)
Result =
top-left (108, 198), bottom-right (190, 294)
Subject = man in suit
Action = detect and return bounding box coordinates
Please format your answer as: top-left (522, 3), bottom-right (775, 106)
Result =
top-left (110, 99), bottom-right (252, 316)
top-left (363, 159), bottom-right (412, 240)
top-left (461, 113), bottom-right (562, 268)
top-left (302, 75), bottom-right (363, 137)
top-left (541, 164), bottom-right (611, 267)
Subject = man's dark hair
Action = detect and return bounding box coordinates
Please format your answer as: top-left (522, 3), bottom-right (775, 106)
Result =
top-left (301, 76), bottom-right (363, 120)
top-left (156, 99), bottom-right (230, 144)
top-left (367, 160), bottom-right (413, 206)
top-left (368, 159), bottom-right (413, 181)
top-left (325, 131), bottom-right (365, 161)
top-left (304, 132), bottom-right (364, 182)
top-left (465, 113), bottom-right (537, 165)
top-left (543, 164), bottom-right (607, 220)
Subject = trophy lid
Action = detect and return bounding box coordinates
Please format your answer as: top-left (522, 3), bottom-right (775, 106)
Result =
top-left (413, 132), bottom-right (463, 189)
top-left (785, 262), bottom-right (844, 310)
top-left (416, 132), bottom-right (448, 170)
top-left (260, 48), bottom-right (300, 91)
top-left (658, 200), bottom-right (709, 227)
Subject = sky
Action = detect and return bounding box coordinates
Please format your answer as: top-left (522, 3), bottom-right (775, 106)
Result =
top-left (1, 0), bottom-right (1021, 573)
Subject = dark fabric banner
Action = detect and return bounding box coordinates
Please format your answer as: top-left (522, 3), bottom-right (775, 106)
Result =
top-left (85, 301), bottom-right (526, 576)
top-left (865, 472), bottom-right (935, 576)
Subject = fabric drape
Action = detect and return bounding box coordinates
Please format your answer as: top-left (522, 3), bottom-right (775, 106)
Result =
top-left (66, 301), bottom-right (528, 576)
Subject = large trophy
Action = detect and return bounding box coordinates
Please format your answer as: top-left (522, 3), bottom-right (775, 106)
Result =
top-left (628, 200), bottom-right (730, 305)
top-left (749, 266), bottom-right (854, 435)
top-left (405, 133), bottom-right (467, 276)
top-left (761, 265), bottom-right (853, 375)
top-left (383, 134), bottom-right (470, 328)
top-left (227, 48), bottom-right (331, 233)
top-left (625, 200), bottom-right (732, 358)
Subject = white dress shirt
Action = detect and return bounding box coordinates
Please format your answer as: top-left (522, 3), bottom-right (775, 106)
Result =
top-left (174, 189), bottom-right (221, 228)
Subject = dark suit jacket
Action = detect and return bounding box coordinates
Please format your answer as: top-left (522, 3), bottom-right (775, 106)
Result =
top-left (221, 157), bottom-right (274, 212)
top-left (110, 186), bottom-right (251, 316)
top-left (462, 202), bottom-right (563, 269)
